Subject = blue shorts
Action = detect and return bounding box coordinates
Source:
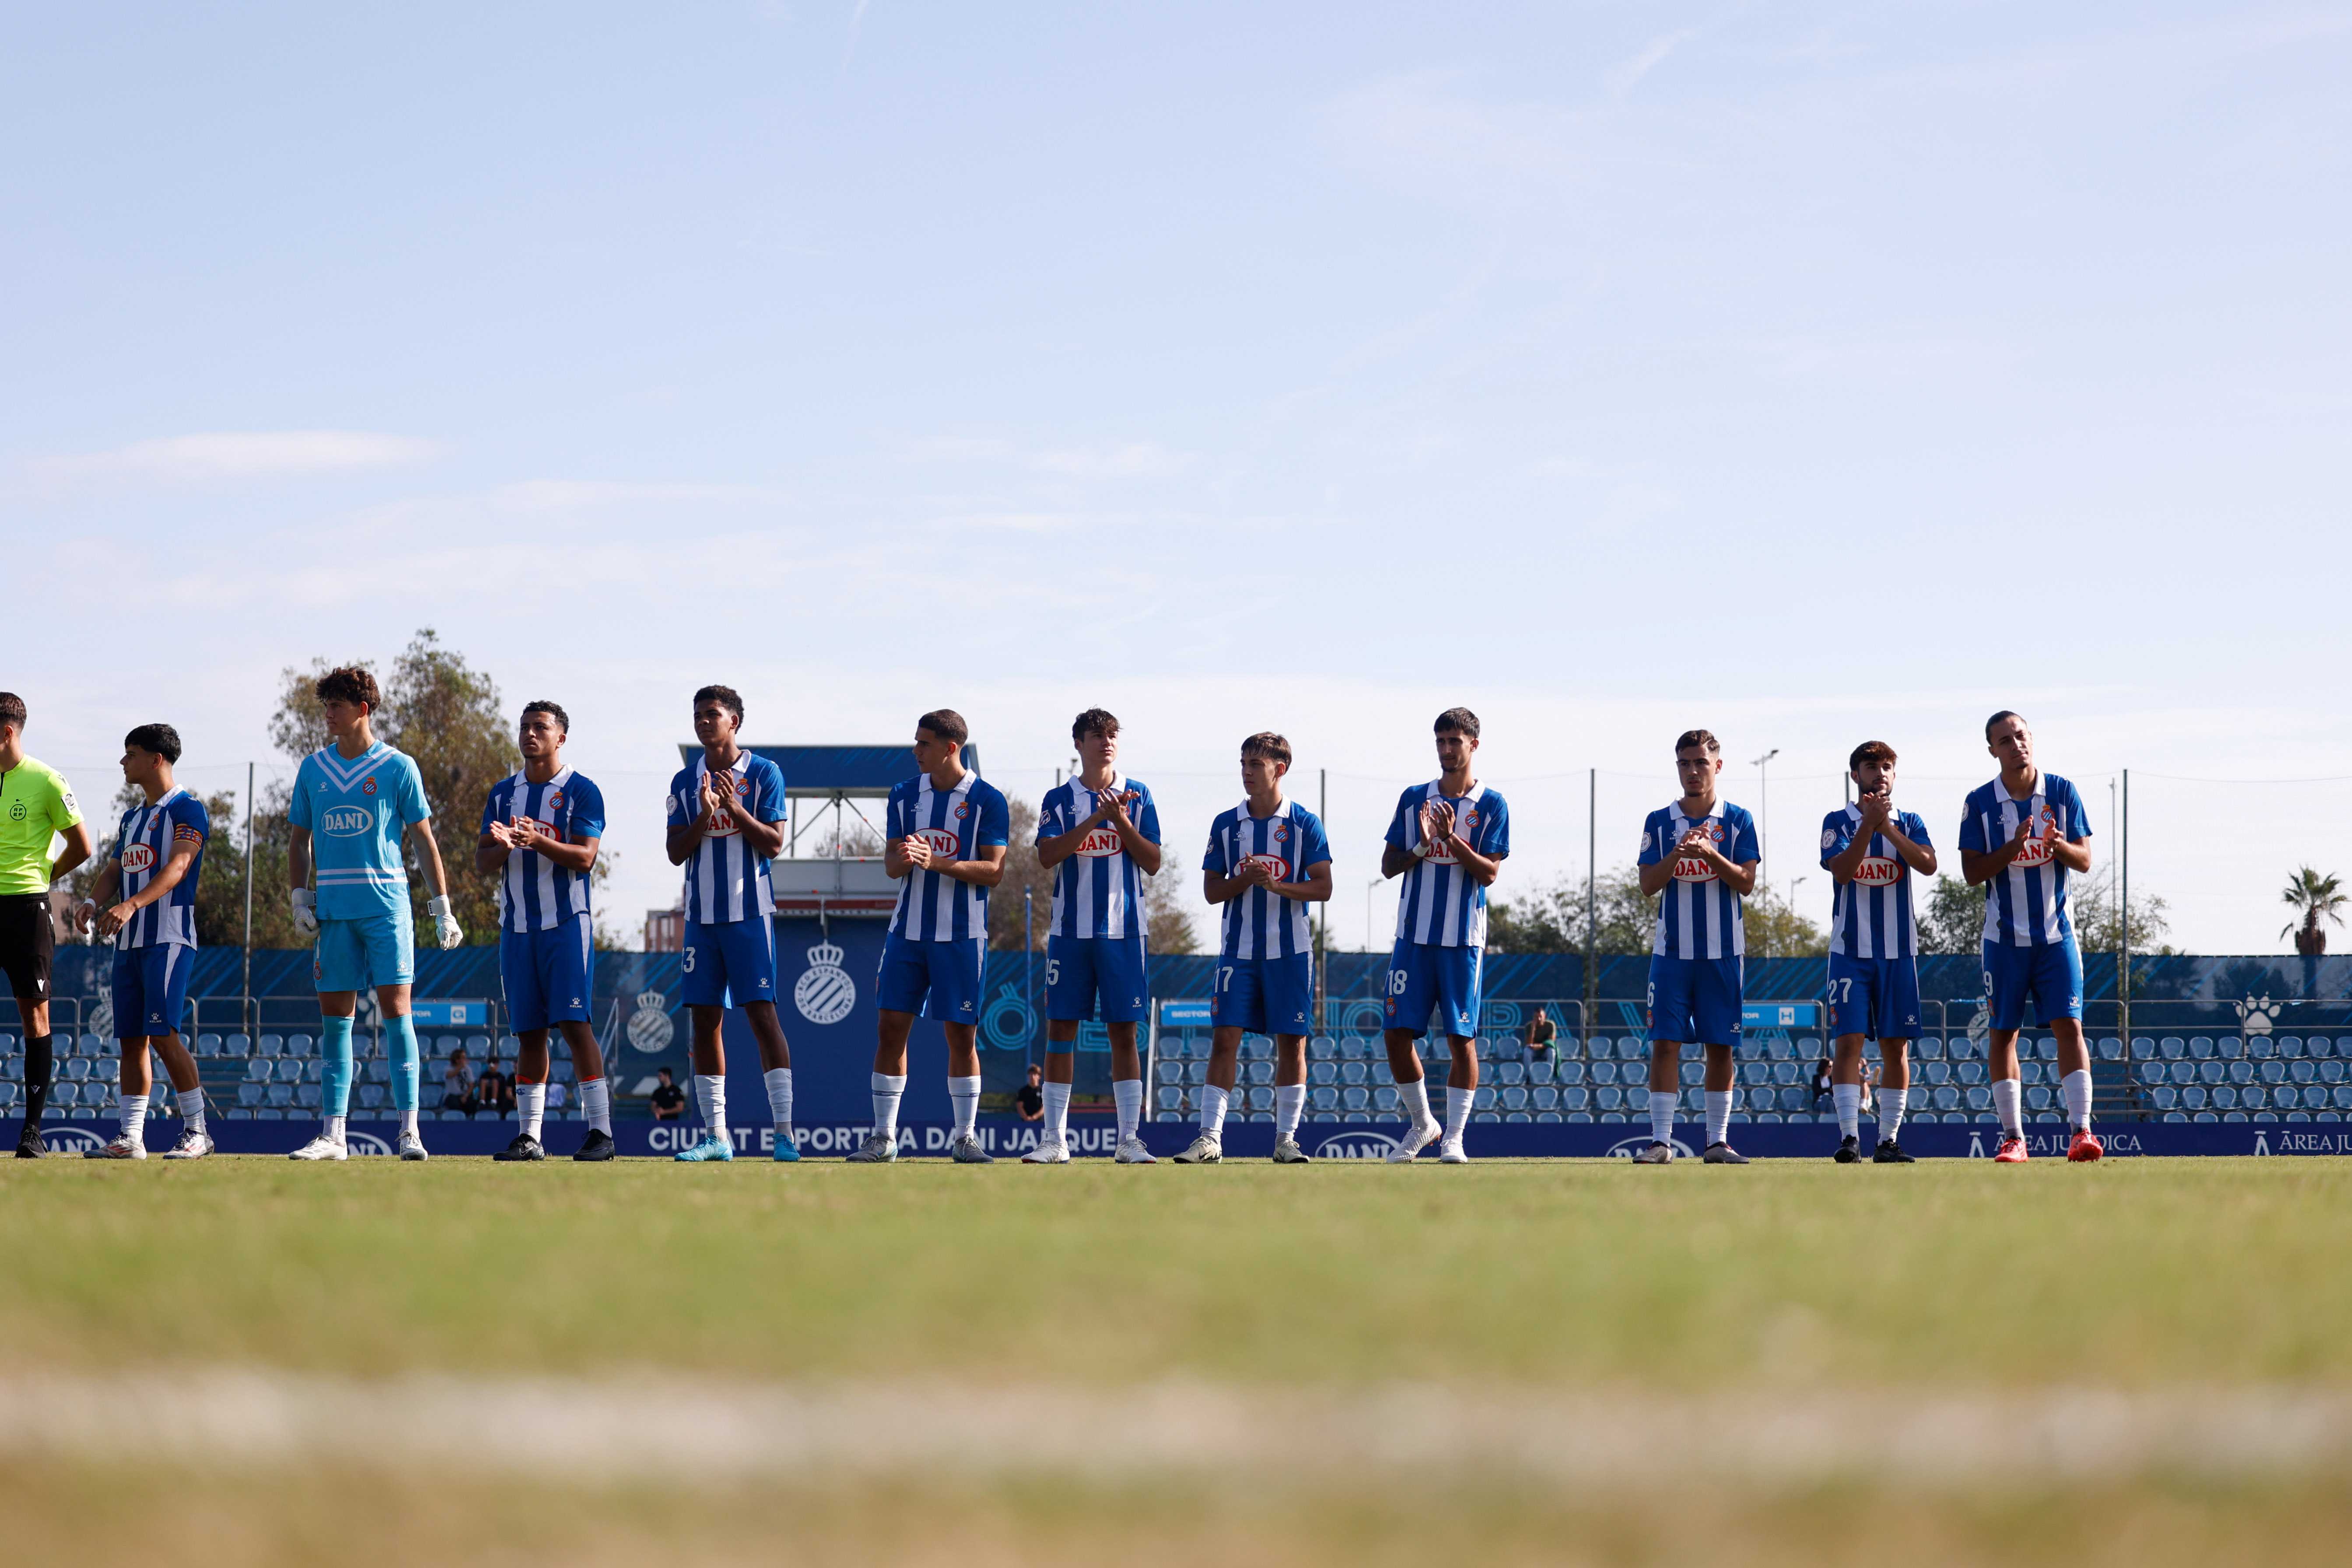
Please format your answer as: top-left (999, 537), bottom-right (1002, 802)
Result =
top-left (682, 917), bottom-right (778, 1009)
top-left (1213, 953), bottom-right (1315, 1037)
top-left (1384, 941), bottom-right (1480, 1040)
top-left (501, 914), bottom-right (594, 1033)
top-left (112, 943), bottom-right (194, 1039)
top-left (1827, 953), bottom-right (1922, 1041)
top-left (1648, 954), bottom-right (1743, 1045)
top-left (1983, 939), bottom-right (2083, 1031)
top-left (315, 907), bottom-right (415, 993)
top-left (1046, 934), bottom-right (1148, 1024)
top-left (878, 932), bottom-right (983, 1023)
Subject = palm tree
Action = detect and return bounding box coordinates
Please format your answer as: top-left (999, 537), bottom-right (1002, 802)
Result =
top-left (2280, 868), bottom-right (2347, 956)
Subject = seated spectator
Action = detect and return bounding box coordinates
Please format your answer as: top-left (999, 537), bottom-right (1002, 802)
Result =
top-left (440, 1048), bottom-right (476, 1113)
top-left (1810, 1056), bottom-right (1834, 1107)
top-left (476, 1058), bottom-right (516, 1119)
top-left (1016, 1063), bottom-right (1044, 1123)
top-left (545, 1077), bottom-right (569, 1115)
top-left (1523, 1006), bottom-right (1557, 1058)
top-left (648, 1066), bottom-right (687, 1121)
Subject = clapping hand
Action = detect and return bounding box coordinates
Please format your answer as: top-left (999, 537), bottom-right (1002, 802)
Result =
top-left (1420, 800), bottom-right (1455, 849)
top-left (902, 834), bottom-right (934, 869)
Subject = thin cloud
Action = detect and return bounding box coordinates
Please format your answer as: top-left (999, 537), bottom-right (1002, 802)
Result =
top-left (1605, 29), bottom-right (1696, 103)
top-left (38, 430), bottom-right (442, 484)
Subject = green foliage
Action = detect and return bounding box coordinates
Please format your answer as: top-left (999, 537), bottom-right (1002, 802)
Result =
top-left (63, 783), bottom-right (253, 949)
top-left (2280, 866), bottom-right (2346, 955)
top-left (1919, 870), bottom-right (2172, 956)
top-left (1487, 866), bottom-right (1823, 957)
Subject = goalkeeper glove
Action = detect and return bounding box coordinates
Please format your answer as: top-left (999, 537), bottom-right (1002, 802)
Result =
top-left (289, 887), bottom-right (319, 937)
top-left (427, 894), bottom-right (464, 951)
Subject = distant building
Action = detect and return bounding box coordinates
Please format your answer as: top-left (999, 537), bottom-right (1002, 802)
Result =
top-left (644, 907), bottom-right (683, 952)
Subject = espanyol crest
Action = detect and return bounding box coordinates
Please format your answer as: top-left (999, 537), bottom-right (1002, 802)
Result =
top-left (88, 984), bottom-right (115, 1040)
top-left (626, 990), bottom-right (675, 1053)
top-left (794, 941), bottom-right (856, 1027)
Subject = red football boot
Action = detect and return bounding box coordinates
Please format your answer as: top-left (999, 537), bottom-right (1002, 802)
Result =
top-left (2067, 1128), bottom-right (2104, 1162)
top-left (1993, 1135), bottom-right (2029, 1163)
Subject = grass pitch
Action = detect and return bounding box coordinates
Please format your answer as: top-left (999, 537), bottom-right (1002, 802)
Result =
top-left (4, 1153), bottom-right (2348, 1565)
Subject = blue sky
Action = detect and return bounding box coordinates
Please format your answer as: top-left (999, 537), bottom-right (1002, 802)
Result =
top-left (7, 3), bottom-right (2349, 954)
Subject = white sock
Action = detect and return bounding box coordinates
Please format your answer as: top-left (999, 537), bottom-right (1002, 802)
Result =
top-left (400, 1107), bottom-right (418, 1137)
top-left (327, 1114), bottom-right (347, 1143)
top-left (579, 1076), bottom-right (612, 1136)
top-left (1199, 1084), bottom-right (1229, 1139)
top-left (1833, 1082), bottom-right (1860, 1139)
top-left (1992, 1077), bottom-right (2022, 1136)
top-left (1043, 1080), bottom-right (1071, 1142)
top-left (1113, 1077), bottom-right (1143, 1141)
top-left (1649, 1089), bottom-right (1677, 1145)
top-left (1705, 1088), bottom-right (1734, 1148)
top-left (949, 1075), bottom-right (981, 1139)
top-left (2062, 1068), bottom-right (2092, 1130)
top-left (697, 1073), bottom-right (728, 1138)
top-left (176, 1086), bottom-right (205, 1135)
top-left (765, 1067), bottom-right (795, 1135)
top-left (1877, 1086), bottom-right (1907, 1140)
top-left (120, 1093), bottom-right (149, 1143)
top-left (1273, 1083), bottom-right (1306, 1140)
top-left (1444, 1086), bottom-right (1474, 1141)
top-left (872, 1072), bottom-right (907, 1138)
top-left (517, 1082), bottom-right (546, 1143)
top-left (1396, 1075), bottom-right (1434, 1129)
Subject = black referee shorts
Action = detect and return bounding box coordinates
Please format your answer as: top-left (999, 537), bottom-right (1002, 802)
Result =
top-left (0, 893), bottom-right (56, 1009)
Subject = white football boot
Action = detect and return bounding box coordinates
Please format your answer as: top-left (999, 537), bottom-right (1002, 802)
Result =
top-left (1386, 1119), bottom-right (1443, 1163)
top-left (289, 1132), bottom-right (348, 1162)
top-left (1114, 1136), bottom-right (1156, 1164)
top-left (1020, 1139), bottom-right (1071, 1164)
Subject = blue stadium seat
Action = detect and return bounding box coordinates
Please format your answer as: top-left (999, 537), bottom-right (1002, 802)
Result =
top-left (0, 1082), bottom-right (16, 1109)
top-left (1341, 1086), bottom-right (1369, 1113)
top-left (2218, 1036), bottom-right (2245, 1058)
top-left (2137, 1059), bottom-right (2166, 1086)
top-left (1739, 1061), bottom-right (1768, 1086)
top-left (2325, 1061), bottom-right (2349, 1084)
top-left (1680, 1060), bottom-right (1704, 1087)
top-left (53, 1082), bottom-right (84, 1108)
top-left (1770, 1062), bottom-right (1798, 1087)
top-left (1957, 1061), bottom-right (1986, 1086)
top-left (1559, 1087), bottom-right (1589, 1112)
top-left (1374, 1086), bottom-right (1399, 1114)
top-left (2275, 1034), bottom-right (2303, 1057)
top-left (1923, 1060), bottom-right (1951, 1086)
top-left (2189, 1036), bottom-right (2215, 1059)
top-left (1309, 1062), bottom-right (1337, 1086)
top-left (2180, 1085), bottom-right (2207, 1110)
top-left (285, 1033), bottom-right (313, 1055)
top-left (2246, 1034), bottom-right (2275, 1059)
top-left (2198, 1060), bottom-right (2225, 1086)
top-left (1557, 1061), bottom-right (1585, 1085)
top-left (1310, 1086), bottom-right (1339, 1116)
top-left (1931, 1086), bottom-right (1960, 1112)
top-left (196, 1033), bottom-right (222, 1056)
top-left (1341, 1036), bottom-right (1370, 1061)
top-left (2261, 1060), bottom-right (2286, 1085)
top-left (1617, 1037), bottom-right (1647, 1060)
top-left (267, 1083), bottom-right (295, 1109)
top-left (1156, 1060), bottom-right (1183, 1084)
top-left (1310, 1035), bottom-right (1336, 1058)
top-left (2096, 1037), bottom-right (2123, 1061)
top-left (358, 1083), bottom-right (387, 1111)
top-left (1245, 1060), bottom-right (1273, 1086)
top-left (2214, 1086), bottom-right (2241, 1111)
top-left (1531, 1085), bottom-right (1558, 1111)
top-left (2229, 1060), bottom-right (2253, 1086)
top-left (1775, 1085), bottom-right (1805, 1112)
top-left (1589, 1060), bottom-right (1616, 1086)
top-left (1497, 1061), bottom-right (1526, 1086)
top-left (2159, 1036), bottom-right (2186, 1059)
top-left (1340, 1061), bottom-right (1368, 1086)
top-left (1499, 1085), bottom-right (1528, 1113)
top-left (1527, 1060), bottom-right (1554, 1086)
top-left (464, 1034), bottom-right (492, 1057)
top-left (1766, 1038), bottom-right (1793, 1062)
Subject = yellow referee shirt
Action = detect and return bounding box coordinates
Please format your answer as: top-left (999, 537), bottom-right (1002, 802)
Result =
top-left (0, 757), bottom-right (83, 895)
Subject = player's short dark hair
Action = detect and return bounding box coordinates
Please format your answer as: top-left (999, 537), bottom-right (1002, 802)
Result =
top-left (693, 685), bottom-right (744, 724)
top-left (1675, 729), bottom-right (1721, 756)
top-left (125, 723), bottom-right (182, 763)
top-left (315, 666), bottom-right (380, 712)
top-left (1434, 707), bottom-right (1480, 739)
top-left (520, 700), bottom-right (569, 735)
top-left (1240, 731), bottom-right (1291, 766)
top-left (0, 693), bottom-right (23, 733)
top-left (1985, 710), bottom-right (2024, 740)
top-left (1072, 707), bottom-right (1119, 745)
top-left (1849, 740), bottom-right (1896, 770)
top-left (918, 709), bottom-right (969, 744)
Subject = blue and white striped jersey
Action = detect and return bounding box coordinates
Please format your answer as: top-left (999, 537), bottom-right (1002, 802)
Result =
top-left (482, 768), bottom-right (606, 934)
top-left (1639, 801), bottom-right (1760, 960)
top-left (888, 771), bottom-right (1010, 941)
top-left (1203, 798), bottom-right (1332, 960)
top-left (1037, 776), bottom-right (1162, 941)
top-left (666, 752), bottom-right (786, 925)
top-left (1958, 773), bottom-right (2091, 947)
top-left (109, 790), bottom-right (207, 949)
top-left (288, 743), bottom-right (431, 921)
top-left (1821, 805), bottom-right (1931, 960)
top-left (1386, 782), bottom-right (1511, 949)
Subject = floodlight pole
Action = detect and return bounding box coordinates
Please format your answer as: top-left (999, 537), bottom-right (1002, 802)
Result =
top-left (1585, 767), bottom-right (1597, 1047)
top-left (2121, 769), bottom-right (2131, 1050)
top-left (1024, 888), bottom-right (1035, 1066)
top-left (243, 761), bottom-right (256, 1037)
top-left (1316, 767), bottom-right (1328, 1033)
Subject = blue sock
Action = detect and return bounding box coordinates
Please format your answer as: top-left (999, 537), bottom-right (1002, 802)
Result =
top-left (386, 1013), bottom-right (420, 1111)
top-left (320, 1015), bottom-right (355, 1118)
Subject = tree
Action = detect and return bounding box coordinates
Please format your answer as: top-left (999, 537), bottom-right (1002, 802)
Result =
top-left (1742, 884), bottom-right (1827, 958)
top-left (1917, 876), bottom-right (1986, 956)
top-left (1487, 867), bottom-right (1656, 956)
top-left (983, 796), bottom-right (1195, 954)
top-left (2280, 867), bottom-right (2346, 956)
top-left (1919, 869), bottom-right (2172, 956)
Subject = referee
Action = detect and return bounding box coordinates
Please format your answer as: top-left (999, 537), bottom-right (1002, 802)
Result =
top-left (0, 693), bottom-right (95, 1158)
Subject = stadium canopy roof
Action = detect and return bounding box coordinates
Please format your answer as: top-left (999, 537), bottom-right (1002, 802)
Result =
top-left (672, 743), bottom-right (979, 800)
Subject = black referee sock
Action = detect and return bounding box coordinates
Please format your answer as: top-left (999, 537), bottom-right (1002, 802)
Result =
top-left (22, 1033), bottom-right (52, 1128)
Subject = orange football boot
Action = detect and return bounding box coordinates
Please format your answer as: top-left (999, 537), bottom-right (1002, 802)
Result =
top-left (2067, 1129), bottom-right (2104, 1162)
top-left (1993, 1135), bottom-right (2029, 1163)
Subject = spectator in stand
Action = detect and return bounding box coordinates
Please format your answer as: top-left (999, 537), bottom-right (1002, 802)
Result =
top-left (1523, 1006), bottom-right (1557, 1060)
top-left (476, 1056), bottom-right (516, 1119)
top-left (648, 1065), bottom-right (687, 1121)
top-left (440, 1047), bottom-right (476, 1114)
top-left (545, 1077), bottom-right (569, 1117)
top-left (1810, 1054), bottom-right (1834, 1110)
top-left (1015, 1062), bottom-right (1045, 1123)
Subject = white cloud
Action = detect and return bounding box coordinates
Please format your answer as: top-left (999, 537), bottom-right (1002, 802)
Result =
top-left (39, 430), bottom-right (442, 484)
top-left (1604, 28), bottom-right (1696, 104)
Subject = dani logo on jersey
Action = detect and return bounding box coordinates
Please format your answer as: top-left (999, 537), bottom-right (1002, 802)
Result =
top-left (1851, 854), bottom-right (1903, 886)
top-left (1076, 825), bottom-right (1124, 858)
top-left (1670, 819), bottom-right (1725, 882)
top-left (2011, 804), bottom-right (2058, 868)
top-left (914, 827), bottom-right (961, 859)
top-left (322, 805), bottom-right (372, 837)
top-left (1242, 853), bottom-right (1291, 882)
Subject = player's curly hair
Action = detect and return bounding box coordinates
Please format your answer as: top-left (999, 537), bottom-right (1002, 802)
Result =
top-left (919, 709), bottom-right (969, 744)
top-left (1072, 707), bottom-right (1118, 745)
top-left (125, 723), bottom-right (182, 763)
top-left (1240, 731), bottom-right (1291, 766)
top-left (693, 685), bottom-right (744, 724)
top-left (521, 700), bottom-right (569, 735)
top-left (315, 666), bottom-right (380, 713)
top-left (1674, 729), bottom-right (1720, 756)
top-left (1849, 740), bottom-right (1896, 770)
top-left (1434, 708), bottom-right (1480, 739)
